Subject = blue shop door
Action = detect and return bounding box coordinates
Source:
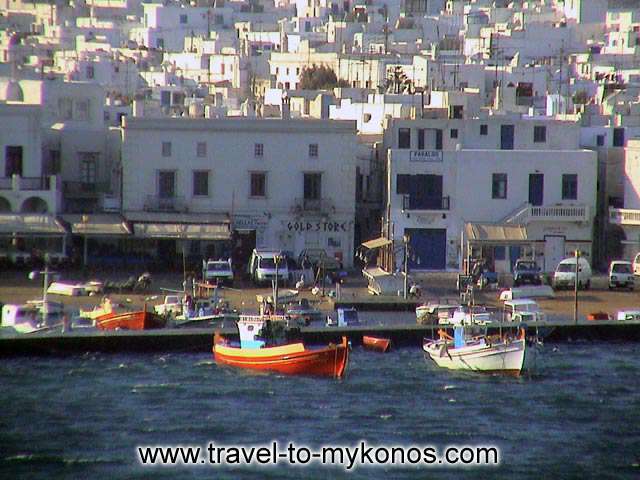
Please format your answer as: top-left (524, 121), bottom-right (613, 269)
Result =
top-left (509, 246), bottom-right (522, 272)
top-left (406, 228), bottom-right (447, 270)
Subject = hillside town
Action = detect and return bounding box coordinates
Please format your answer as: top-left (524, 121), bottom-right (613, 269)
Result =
top-left (1, 0), bottom-right (640, 279)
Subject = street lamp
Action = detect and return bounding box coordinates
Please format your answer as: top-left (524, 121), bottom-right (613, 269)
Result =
top-left (29, 253), bottom-right (58, 321)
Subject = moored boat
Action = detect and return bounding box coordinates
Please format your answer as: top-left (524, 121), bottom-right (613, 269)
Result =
top-left (213, 315), bottom-right (349, 378)
top-left (423, 325), bottom-right (531, 376)
top-left (587, 311), bottom-right (611, 321)
top-left (362, 335), bottom-right (391, 353)
top-left (95, 309), bottom-right (165, 330)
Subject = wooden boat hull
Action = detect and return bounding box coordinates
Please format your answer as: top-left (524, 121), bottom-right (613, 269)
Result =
top-left (213, 335), bottom-right (349, 378)
top-left (95, 311), bottom-right (165, 330)
top-left (362, 335), bottom-right (391, 353)
top-left (423, 338), bottom-right (530, 376)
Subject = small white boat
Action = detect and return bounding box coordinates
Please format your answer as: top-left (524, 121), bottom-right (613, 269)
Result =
top-left (1, 304), bottom-right (44, 333)
top-left (423, 326), bottom-right (531, 376)
top-left (616, 310), bottom-right (640, 321)
top-left (503, 299), bottom-right (547, 323)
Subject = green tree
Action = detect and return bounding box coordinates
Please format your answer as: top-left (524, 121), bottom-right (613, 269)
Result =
top-left (298, 64), bottom-right (348, 90)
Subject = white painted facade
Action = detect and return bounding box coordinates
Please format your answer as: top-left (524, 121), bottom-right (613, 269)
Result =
top-left (384, 116), bottom-right (597, 272)
top-left (120, 117), bottom-right (358, 266)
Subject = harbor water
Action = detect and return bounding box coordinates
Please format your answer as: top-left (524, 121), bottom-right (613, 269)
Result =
top-left (1, 341), bottom-right (639, 478)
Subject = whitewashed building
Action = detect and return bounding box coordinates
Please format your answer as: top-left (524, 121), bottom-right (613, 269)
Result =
top-left (120, 116), bottom-right (358, 267)
top-left (384, 115), bottom-right (597, 273)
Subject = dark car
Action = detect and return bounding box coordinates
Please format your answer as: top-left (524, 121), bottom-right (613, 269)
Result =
top-left (513, 259), bottom-right (542, 286)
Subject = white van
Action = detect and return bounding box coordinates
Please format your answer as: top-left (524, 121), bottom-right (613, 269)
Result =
top-left (248, 249), bottom-right (289, 285)
top-left (553, 256), bottom-right (592, 290)
top-left (609, 261), bottom-right (634, 290)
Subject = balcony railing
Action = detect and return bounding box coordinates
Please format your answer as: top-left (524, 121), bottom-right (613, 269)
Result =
top-left (144, 195), bottom-right (187, 212)
top-left (0, 176), bottom-right (53, 191)
top-left (609, 207), bottom-right (640, 226)
top-left (293, 197), bottom-right (335, 213)
top-left (63, 181), bottom-right (111, 196)
top-left (402, 195), bottom-right (450, 211)
top-left (528, 205), bottom-right (589, 222)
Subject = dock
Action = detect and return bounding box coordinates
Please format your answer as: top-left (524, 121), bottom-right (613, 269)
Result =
top-left (1, 319), bottom-right (640, 356)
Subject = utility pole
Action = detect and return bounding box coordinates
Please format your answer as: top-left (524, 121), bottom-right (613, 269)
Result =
top-left (574, 249), bottom-right (580, 325)
top-left (403, 233), bottom-right (409, 299)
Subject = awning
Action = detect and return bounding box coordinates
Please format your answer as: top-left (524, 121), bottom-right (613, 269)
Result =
top-left (62, 214), bottom-right (132, 236)
top-left (124, 211), bottom-right (230, 224)
top-left (0, 214), bottom-right (67, 235)
top-left (465, 223), bottom-right (529, 244)
top-left (361, 237), bottom-right (392, 249)
top-left (133, 223), bottom-right (231, 240)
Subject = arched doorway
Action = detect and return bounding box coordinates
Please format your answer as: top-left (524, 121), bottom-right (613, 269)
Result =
top-left (0, 196), bottom-right (10, 212)
top-left (20, 196), bottom-right (48, 213)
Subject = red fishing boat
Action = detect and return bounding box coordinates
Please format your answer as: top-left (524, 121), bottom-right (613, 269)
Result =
top-left (362, 335), bottom-right (391, 353)
top-left (95, 310), bottom-right (165, 330)
top-left (213, 315), bottom-right (349, 378)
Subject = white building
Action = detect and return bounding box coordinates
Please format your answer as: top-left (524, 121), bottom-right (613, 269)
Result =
top-left (120, 116), bottom-right (358, 267)
top-left (383, 115), bottom-right (597, 273)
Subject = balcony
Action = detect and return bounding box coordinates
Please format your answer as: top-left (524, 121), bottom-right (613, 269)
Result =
top-left (402, 195), bottom-right (450, 211)
top-left (63, 181), bottom-right (111, 197)
top-left (0, 176), bottom-right (53, 191)
top-left (293, 197), bottom-right (335, 213)
top-left (609, 207), bottom-right (640, 226)
top-left (144, 195), bottom-right (188, 213)
top-left (504, 203), bottom-right (590, 224)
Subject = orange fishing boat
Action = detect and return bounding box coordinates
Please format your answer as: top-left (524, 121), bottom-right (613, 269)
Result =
top-left (95, 310), bottom-right (165, 330)
top-left (213, 315), bottom-right (349, 378)
top-left (362, 335), bottom-right (391, 353)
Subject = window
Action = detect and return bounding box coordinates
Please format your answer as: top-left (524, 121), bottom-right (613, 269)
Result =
top-left (5, 146), bottom-right (23, 177)
top-left (75, 99), bottom-right (90, 121)
top-left (303, 173), bottom-right (322, 200)
top-left (162, 142), bottom-right (172, 157)
top-left (58, 98), bottom-right (72, 120)
top-left (492, 173), bottom-right (507, 199)
top-left (254, 143), bottom-right (264, 157)
top-left (46, 150), bottom-right (61, 175)
top-left (309, 143), bottom-right (318, 158)
top-left (197, 142), bottom-right (207, 157)
top-left (193, 170), bottom-right (209, 196)
top-left (596, 134), bottom-right (605, 146)
top-left (480, 124), bottom-right (488, 135)
top-left (396, 174), bottom-right (410, 194)
top-left (435, 129), bottom-right (443, 150)
top-left (180, 14), bottom-right (187, 24)
top-left (158, 170), bottom-right (175, 198)
top-left (534, 125), bottom-right (546, 143)
top-left (79, 153), bottom-right (98, 184)
top-left (494, 246), bottom-right (506, 260)
top-left (86, 65), bottom-right (94, 79)
top-left (398, 128), bottom-right (411, 149)
top-left (450, 128), bottom-right (458, 139)
top-left (613, 127), bottom-right (625, 147)
top-left (417, 129), bottom-right (425, 150)
top-left (250, 172), bottom-right (266, 197)
top-left (562, 174), bottom-right (578, 200)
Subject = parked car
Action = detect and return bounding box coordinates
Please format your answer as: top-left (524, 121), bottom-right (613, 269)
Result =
top-left (553, 256), bottom-right (592, 290)
top-left (248, 249), bottom-right (289, 285)
top-left (609, 261), bottom-right (634, 290)
top-left (634, 253), bottom-right (640, 276)
top-left (298, 248), bottom-right (341, 271)
top-left (203, 258), bottom-right (234, 285)
top-left (513, 259), bottom-right (542, 286)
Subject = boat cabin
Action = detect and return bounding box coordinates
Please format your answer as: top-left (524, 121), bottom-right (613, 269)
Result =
top-left (237, 314), bottom-right (292, 348)
top-left (1, 304), bottom-right (42, 332)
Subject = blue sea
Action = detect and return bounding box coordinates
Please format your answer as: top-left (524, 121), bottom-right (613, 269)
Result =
top-left (1, 341), bottom-right (639, 479)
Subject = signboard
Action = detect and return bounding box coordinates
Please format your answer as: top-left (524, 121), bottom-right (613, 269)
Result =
top-left (286, 220), bottom-right (350, 233)
top-left (232, 214), bottom-right (268, 231)
top-left (410, 150), bottom-right (443, 162)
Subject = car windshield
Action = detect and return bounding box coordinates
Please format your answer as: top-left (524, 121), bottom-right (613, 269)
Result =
top-left (259, 258), bottom-right (277, 269)
top-left (557, 263), bottom-right (575, 273)
top-left (208, 263), bottom-right (230, 272)
top-left (612, 264), bottom-right (632, 274)
top-left (517, 261), bottom-right (537, 270)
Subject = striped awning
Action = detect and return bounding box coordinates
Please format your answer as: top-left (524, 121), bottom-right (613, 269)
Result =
top-left (361, 237), bottom-right (393, 249)
top-left (465, 223), bottom-right (529, 243)
top-left (133, 222), bottom-right (231, 240)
